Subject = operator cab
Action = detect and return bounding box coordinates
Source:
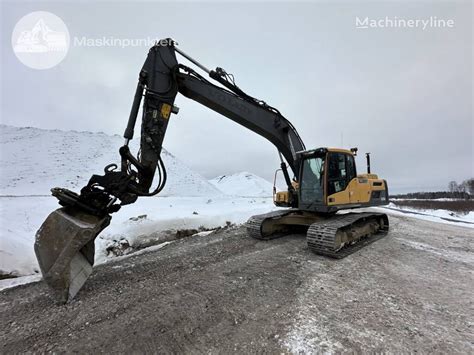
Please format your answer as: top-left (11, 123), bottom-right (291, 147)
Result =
top-left (273, 147), bottom-right (388, 212)
top-left (298, 147), bottom-right (357, 212)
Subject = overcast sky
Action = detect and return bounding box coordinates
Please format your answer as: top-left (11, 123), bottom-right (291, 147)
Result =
top-left (1, 0), bottom-right (472, 193)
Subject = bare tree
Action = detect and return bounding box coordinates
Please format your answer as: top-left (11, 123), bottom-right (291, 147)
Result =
top-left (464, 178), bottom-right (474, 195)
top-left (448, 180), bottom-right (458, 193)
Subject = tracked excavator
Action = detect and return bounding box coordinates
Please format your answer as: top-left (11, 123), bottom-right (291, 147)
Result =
top-left (35, 39), bottom-right (389, 303)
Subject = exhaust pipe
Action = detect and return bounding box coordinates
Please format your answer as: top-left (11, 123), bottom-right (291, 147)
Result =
top-left (366, 152), bottom-right (371, 174)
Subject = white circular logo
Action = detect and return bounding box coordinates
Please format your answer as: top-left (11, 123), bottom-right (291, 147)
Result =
top-left (11, 11), bottom-right (70, 70)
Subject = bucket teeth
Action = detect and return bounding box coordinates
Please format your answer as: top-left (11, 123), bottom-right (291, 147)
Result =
top-left (34, 207), bottom-right (111, 303)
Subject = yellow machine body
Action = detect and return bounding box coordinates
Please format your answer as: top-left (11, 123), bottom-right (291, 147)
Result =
top-left (273, 147), bottom-right (389, 212)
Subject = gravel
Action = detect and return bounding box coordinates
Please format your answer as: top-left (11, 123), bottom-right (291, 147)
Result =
top-left (0, 214), bottom-right (473, 353)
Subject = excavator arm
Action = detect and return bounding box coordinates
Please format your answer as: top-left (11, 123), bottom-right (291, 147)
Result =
top-left (35, 39), bottom-right (305, 303)
top-left (176, 67), bottom-right (305, 179)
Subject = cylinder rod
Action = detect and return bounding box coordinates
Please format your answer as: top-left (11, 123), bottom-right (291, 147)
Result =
top-left (174, 47), bottom-right (211, 74)
top-left (123, 82), bottom-right (144, 141)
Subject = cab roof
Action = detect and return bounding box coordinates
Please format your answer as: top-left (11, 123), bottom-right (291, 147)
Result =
top-left (326, 147), bottom-right (353, 154)
top-left (297, 147), bottom-right (355, 157)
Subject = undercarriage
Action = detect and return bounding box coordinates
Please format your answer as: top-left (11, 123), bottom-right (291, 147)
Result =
top-left (246, 210), bottom-right (389, 258)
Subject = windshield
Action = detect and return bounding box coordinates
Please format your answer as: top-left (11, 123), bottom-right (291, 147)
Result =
top-left (300, 156), bottom-right (325, 204)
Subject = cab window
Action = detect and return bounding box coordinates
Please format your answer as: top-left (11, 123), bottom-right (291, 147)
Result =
top-left (346, 154), bottom-right (356, 182)
top-left (300, 156), bottom-right (325, 203)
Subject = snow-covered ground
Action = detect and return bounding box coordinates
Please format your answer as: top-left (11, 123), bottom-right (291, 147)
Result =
top-left (94, 195), bottom-right (277, 264)
top-left (391, 198), bottom-right (465, 201)
top-left (0, 194), bottom-right (277, 279)
top-left (377, 202), bottom-right (474, 227)
top-left (0, 125), bottom-right (278, 280)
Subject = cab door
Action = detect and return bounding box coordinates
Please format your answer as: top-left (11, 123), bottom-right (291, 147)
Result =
top-left (345, 154), bottom-right (360, 204)
top-left (326, 152), bottom-right (358, 205)
top-left (326, 152), bottom-right (350, 205)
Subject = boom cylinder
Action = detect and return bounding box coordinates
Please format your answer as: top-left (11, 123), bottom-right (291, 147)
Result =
top-left (124, 78), bottom-right (145, 141)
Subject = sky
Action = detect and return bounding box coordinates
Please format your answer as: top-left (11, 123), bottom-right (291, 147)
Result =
top-left (1, 0), bottom-right (472, 194)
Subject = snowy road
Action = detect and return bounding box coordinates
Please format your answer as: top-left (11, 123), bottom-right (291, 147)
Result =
top-left (0, 214), bottom-right (473, 353)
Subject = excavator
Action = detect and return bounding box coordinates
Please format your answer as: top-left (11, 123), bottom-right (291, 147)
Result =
top-left (35, 39), bottom-right (389, 303)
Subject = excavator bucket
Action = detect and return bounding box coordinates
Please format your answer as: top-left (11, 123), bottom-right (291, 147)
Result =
top-left (34, 207), bottom-right (111, 304)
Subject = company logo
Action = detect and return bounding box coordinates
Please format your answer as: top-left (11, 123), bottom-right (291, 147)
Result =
top-left (11, 11), bottom-right (70, 70)
top-left (355, 16), bottom-right (455, 30)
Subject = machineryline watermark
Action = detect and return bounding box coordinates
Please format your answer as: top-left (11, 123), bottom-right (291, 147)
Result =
top-left (355, 16), bottom-right (455, 30)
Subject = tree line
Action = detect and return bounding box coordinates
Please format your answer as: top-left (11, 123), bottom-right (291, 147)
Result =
top-left (392, 178), bottom-right (473, 200)
top-left (448, 178), bottom-right (474, 195)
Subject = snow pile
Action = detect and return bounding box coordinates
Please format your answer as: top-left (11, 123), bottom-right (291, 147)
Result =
top-left (0, 197), bottom-right (52, 277)
top-left (209, 171), bottom-right (275, 197)
top-left (0, 125), bottom-right (221, 197)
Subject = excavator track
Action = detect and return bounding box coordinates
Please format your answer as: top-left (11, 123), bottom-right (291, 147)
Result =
top-left (247, 211), bottom-right (389, 259)
top-left (306, 212), bottom-right (389, 259)
top-left (246, 210), bottom-right (296, 240)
